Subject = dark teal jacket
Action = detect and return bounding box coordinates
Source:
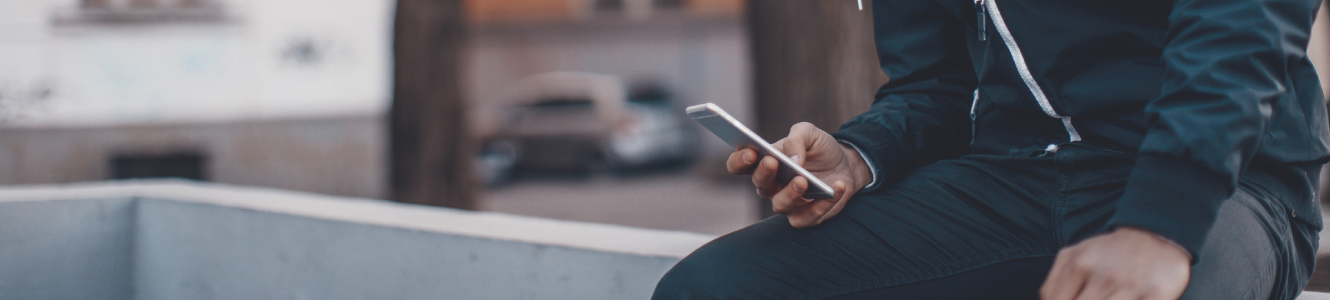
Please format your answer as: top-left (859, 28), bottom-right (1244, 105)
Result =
top-left (832, 0), bottom-right (1330, 262)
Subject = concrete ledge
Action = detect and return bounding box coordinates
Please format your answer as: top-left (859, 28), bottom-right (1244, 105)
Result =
top-left (0, 180), bottom-right (714, 258)
top-left (0, 180), bottom-right (716, 299)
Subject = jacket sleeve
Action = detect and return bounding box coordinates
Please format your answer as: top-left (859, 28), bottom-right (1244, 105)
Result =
top-left (829, 0), bottom-right (977, 193)
top-left (1105, 0), bottom-right (1322, 263)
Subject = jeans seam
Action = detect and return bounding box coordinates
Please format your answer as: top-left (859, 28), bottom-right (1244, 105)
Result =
top-left (800, 249), bottom-right (1055, 299)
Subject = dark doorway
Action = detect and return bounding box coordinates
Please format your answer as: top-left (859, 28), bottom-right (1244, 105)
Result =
top-left (110, 151), bottom-right (208, 181)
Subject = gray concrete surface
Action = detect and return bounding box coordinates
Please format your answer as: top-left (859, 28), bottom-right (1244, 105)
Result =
top-left (0, 198), bottom-right (135, 300)
top-left (482, 164), bottom-right (759, 235)
top-left (0, 180), bottom-right (713, 300)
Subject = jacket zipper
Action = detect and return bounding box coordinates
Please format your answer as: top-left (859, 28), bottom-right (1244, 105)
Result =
top-left (972, 0), bottom-right (985, 145)
top-left (970, 89), bottom-right (980, 145)
top-left (980, 0), bottom-right (1082, 143)
top-left (975, 0), bottom-right (986, 41)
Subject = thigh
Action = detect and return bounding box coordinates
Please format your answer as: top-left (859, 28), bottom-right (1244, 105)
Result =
top-left (827, 256), bottom-right (1056, 300)
top-left (1180, 188), bottom-right (1310, 300)
top-left (653, 155), bottom-right (1062, 300)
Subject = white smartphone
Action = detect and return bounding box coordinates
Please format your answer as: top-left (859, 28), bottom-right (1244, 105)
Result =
top-left (686, 103), bottom-right (835, 199)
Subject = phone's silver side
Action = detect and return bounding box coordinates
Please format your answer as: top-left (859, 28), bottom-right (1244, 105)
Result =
top-left (686, 103), bottom-right (835, 199)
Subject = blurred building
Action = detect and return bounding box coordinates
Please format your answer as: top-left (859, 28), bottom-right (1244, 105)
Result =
top-left (0, 0), bottom-right (395, 198)
top-left (0, 0), bottom-right (749, 198)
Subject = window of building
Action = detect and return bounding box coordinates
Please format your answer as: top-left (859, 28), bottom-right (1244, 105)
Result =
top-left (81, 0), bottom-right (218, 10)
top-left (58, 0), bottom-right (227, 25)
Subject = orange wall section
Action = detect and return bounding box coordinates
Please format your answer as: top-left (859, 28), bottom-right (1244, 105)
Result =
top-left (686, 0), bottom-right (744, 15)
top-left (467, 0), bottom-right (576, 23)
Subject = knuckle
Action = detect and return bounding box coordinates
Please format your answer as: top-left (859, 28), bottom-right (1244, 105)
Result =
top-left (1098, 274), bottom-right (1121, 286)
top-left (771, 198), bottom-right (791, 213)
top-left (754, 188), bottom-right (772, 199)
top-left (810, 206), bottom-right (826, 217)
top-left (726, 162), bottom-right (742, 174)
top-left (1072, 256), bottom-right (1097, 271)
top-left (785, 185), bottom-right (803, 198)
top-left (1136, 281), bottom-right (1164, 295)
top-left (752, 167), bottom-right (770, 182)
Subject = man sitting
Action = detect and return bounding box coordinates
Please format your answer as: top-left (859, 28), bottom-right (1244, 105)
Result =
top-left (653, 0), bottom-right (1328, 298)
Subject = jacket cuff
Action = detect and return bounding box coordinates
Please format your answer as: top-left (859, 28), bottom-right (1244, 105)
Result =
top-left (830, 123), bottom-right (905, 194)
top-left (836, 139), bottom-right (880, 192)
top-left (1106, 154), bottom-right (1231, 265)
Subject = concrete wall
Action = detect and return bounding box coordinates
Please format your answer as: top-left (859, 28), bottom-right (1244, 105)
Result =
top-left (0, 198), bottom-right (134, 300)
top-left (0, 181), bottom-right (713, 299)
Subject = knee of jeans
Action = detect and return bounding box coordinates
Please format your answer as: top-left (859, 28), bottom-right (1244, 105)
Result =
top-left (652, 253), bottom-right (743, 299)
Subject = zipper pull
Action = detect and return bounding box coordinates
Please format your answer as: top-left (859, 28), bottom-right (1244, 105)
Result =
top-left (975, 0), bottom-right (986, 41)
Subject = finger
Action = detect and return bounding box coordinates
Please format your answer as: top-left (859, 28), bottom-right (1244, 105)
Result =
top-left (752, 156), bottom-right (782, 198)
top-left (1072, 275), bottom-right (1113, 300)
top-left (811, 180), bottom-right (851, 224)
top-left (1041, 249), bottom-right (1070, 298)
top-left (726, 148), bottom-right (759, 175)
top-left (1103, 290), bottom-right (1140, 300)
top-left (772, 176), bottom-right (809, 215)
top-left (1042, 249), bottom-right (1089, 300)
top-left (1141, 287), bottom-right (1183, 300)
top-left (779, 122), bottom-right (821, 166)
top-left (794, 199), bottom-right (835, 228)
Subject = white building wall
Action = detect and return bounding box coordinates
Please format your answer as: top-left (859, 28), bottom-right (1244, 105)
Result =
top-left (0, 0), bottom-right (394, 127)
top-left (0, 0), bottom-right (395, 198)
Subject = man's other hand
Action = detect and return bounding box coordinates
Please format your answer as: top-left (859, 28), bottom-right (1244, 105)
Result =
top-left (724, 122), bottom-right (872, 228)
top-left (1041, 227), bottom-right (1191, 300)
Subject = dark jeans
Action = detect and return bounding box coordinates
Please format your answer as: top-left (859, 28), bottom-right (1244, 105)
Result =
top-left (653, 144), bottom-right (1319, 299)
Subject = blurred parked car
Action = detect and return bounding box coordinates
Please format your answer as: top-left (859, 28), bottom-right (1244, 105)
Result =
top-left (477, 72), bottom-right (699, 185)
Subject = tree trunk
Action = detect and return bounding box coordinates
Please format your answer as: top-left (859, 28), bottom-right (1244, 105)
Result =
top-left (390, 0), bottom-right (477, 209)
top-left (748, 0), bottom-right (886, 217)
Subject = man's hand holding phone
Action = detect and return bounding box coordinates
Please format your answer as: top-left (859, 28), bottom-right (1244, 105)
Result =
top-left (726, 122), bottom-right (873, 228)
